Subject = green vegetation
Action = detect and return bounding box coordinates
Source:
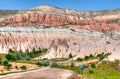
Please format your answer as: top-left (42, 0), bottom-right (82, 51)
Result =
top-left (76, 52), bottom-right (111, 62)
top-left (41, 60), bottom-right (50, 66)
top-left (91, 63), bottom-right (96, 68)
top-left (20, 65), bottom-right (27, 70)
top-left (4, 48), bottom-right (47, 62)
top-left (76, 57), bottom-right (83, 61)
top-left (4, 64), bottom-right (12, 70)
top-left (83, 62), bottom-right (120, 79)
top-left (78, 64), bottom-right (88, 73)
top-left (69, 53), bottom-right (73, 59)
top-left (96, 52), bottom-right (111, 60)
top-left (51, 61), bottom-right (58, 67)
top-left (15, 66), bottom-right (19, 70)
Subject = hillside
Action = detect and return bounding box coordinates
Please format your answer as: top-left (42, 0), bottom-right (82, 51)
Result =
top-left (0, 10), bottom-right (19, 17)
top-left (0, 5), bottom-right (120, 32)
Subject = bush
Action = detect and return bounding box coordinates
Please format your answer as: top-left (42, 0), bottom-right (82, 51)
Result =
top-left (36, 62), bottom-right (43, 66)
top-left (42, 61), bottom-right (50, 66)
top-left (20, 65), bottom-right (27, 70)
top-left (70, 61), bottom-right (74, 67)
top-left (91, 63), bottom-right (96, 68)
top-left (78, 64), bottom-right (87, 73)
top-left (15, 66), bottom-right (19, 70)
top-left (2, 58), bottom-right (8, 66)
top-left (5, 54), bottom-right (12, 61)
top-left (89, 54), bottom-right (93, 58)
top-left (89, 70), bottom-right (94, 74)
top-left (4, 64), bottom-right (12, 70)
top-left (85, 56), bottom-right (89, 61)
top-left (76, 57), bottom-right (82, 61)
top-left (51, 61), bottom-right (57, 67)
top-left (69, 53), bottom-right (73, 58)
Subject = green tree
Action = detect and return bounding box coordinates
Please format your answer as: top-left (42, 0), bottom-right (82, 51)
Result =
top-left (2, 58), bottom-right (8, 66)
top-left (5, 54), bottom-right (12, 61)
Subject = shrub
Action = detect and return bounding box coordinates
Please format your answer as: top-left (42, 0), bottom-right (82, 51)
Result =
top-left (91, 63), bottom-right (96, 68)
top-left (36, 62), bottom-right (43, 66)
top-left (5, 54), bottom-right (12, 61)
top-left (85, 56), bottom-right (89, 61)
top-left (70, 61), bottom-right (74, 67)
top-left (89, 54), bottom-right (93, 58)
top-left (20, 65), bottom-right (27, 70)
top-left (78, 64), bottom-right (87, 73)
top-left (42, 61), bottom-right (50, 66)
top-left (69, 53), bottom-right (73, 58)
top-left (15, 66), bottom-right (19, 70)
top-left (2, 58), bottom-right (8, 66)
top-left (89, 70), bottom-right (94, 74)
top-left (51, 61), bottom-right (58, 67)
top-left (76, 57), bottom-right (82, 61)
top-left (4, 64), bottom-right (12, 70)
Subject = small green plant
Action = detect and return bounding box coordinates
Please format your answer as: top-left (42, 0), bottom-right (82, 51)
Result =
top-left (91, 63), bottom-right (96, 68)
top-left (85, 56), bottom-right (89, 61)
top-left (51, 61), bottom-right (58, 67)
top-left (89, 54), bottom-right (93, 58)
top-left (89, 70), bottom-right (94, 74)
top-left (42, 61), bottom-right (50, 66)
top-left (78, 64), bottom-right (87, 73)
top-left (15, 66), bottom-right (19, 70)
top-left (20, 65), bottom-right (27, 70)
top-left (76, 57), bottom-right (82, 61)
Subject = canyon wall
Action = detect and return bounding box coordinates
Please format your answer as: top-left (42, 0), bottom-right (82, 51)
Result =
top-left (0, 27), bottom-right (120, 60)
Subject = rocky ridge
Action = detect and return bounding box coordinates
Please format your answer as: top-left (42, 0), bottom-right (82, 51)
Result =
top-left (0, 5), bottom-right (120, 32)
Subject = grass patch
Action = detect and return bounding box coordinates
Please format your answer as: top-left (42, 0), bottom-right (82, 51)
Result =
top-left (83, 63), bottom-right (120, 79)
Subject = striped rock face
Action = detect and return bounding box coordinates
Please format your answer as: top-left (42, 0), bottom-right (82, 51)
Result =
top-left (0, 27), bottom-right (120, 60)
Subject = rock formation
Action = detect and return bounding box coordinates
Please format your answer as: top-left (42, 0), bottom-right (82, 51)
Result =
top-left (0, 5), bottom-right (120, 60)
top-left (0, 5), bottom-right (120, 32)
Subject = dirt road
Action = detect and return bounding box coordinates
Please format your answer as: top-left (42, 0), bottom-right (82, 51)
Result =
top-left (0, 67), bottom-right (73, 79)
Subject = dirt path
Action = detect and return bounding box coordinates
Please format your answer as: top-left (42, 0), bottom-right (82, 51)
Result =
top-left (0, 67), bottom-right (73, 79)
